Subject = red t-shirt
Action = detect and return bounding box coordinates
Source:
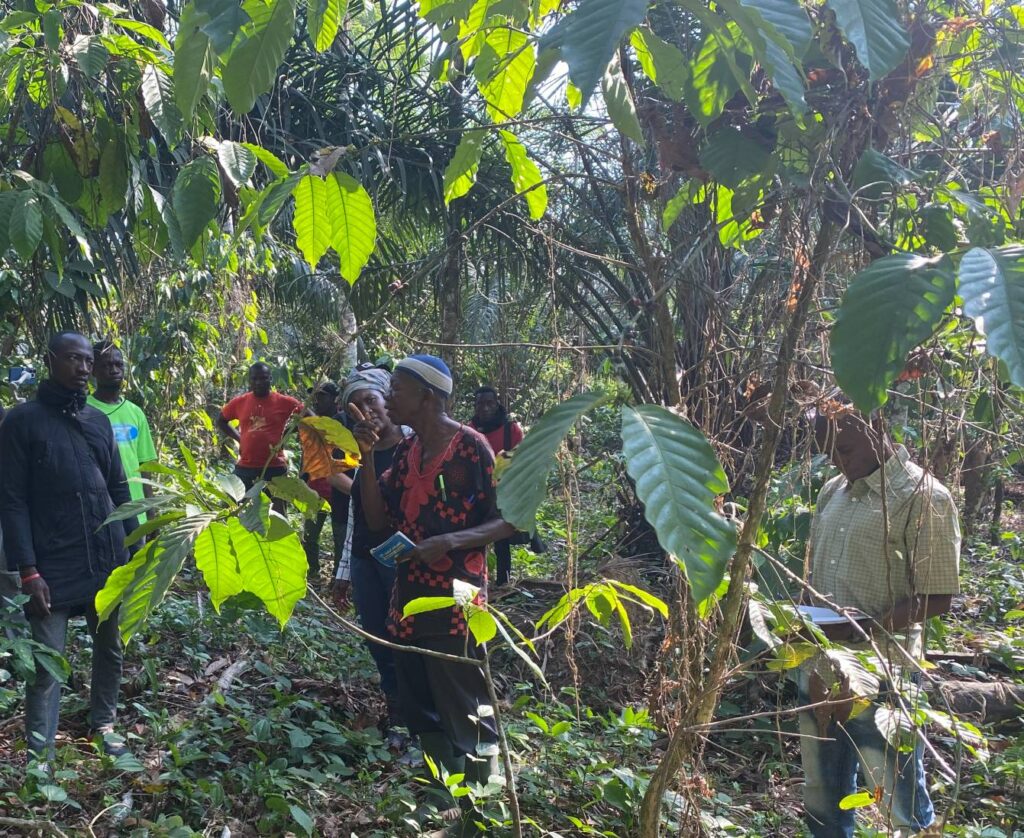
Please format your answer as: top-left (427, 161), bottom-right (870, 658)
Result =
top-left (221, 391), bottom-right (303, 469)
top-left (470, 420), bottom-right (524, 455)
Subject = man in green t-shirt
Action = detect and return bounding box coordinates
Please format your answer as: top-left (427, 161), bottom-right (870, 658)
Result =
top-left (88, 342), bottom-right (157, 523)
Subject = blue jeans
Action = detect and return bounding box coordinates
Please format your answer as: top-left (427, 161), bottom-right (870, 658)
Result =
top-left (351, 553), bottom-right (397, 698)
top-left (26, 604), bottom-right (122, 759)
top-left (798, 673), bottom-right (934, 837)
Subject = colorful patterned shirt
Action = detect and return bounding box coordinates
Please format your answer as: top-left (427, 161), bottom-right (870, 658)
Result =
top-left (382, 427), bottom-right (496, 640)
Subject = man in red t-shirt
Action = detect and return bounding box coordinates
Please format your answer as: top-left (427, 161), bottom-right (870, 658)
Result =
top-left (216, 362), bottom-right (304, 489)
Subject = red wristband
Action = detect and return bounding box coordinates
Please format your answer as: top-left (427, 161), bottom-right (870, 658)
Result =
top-left (20, 572), bottom-right (41, 584)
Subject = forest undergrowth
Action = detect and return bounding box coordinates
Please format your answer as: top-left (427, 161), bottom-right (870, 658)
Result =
top-left (1, 461), bottom-right (1021, 837)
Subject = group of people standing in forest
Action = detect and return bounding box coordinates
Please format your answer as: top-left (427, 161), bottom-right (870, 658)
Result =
top-left (0, 330), bottom-right (961, 838)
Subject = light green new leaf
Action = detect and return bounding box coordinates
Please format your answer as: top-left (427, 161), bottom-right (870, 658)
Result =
top-left (839, 791), bottom-right (876, 811)
top-left (293, 174), bottom-right (332, 269)
top-left (499, 130), bottom-right (547, 220)
top-left (467, 608), bottom-right (498, 643)
top-left (825, 0), bottom-right (910, 80)
top-left (602, 53), bottom-right (644, 146)
top-left (497, 391), bottom-right (605, 533)
top-left (194, 521), bottom-right (244, 611)
top-left (113, 17), bottom-right (171, 49)
top-left (96, 514), bottom-right (217, 642)
top-left (223, 0), bottom-right (296, 114)
top-left (831, 254), bottom-right (955, 412)
top-left (479, 27), bottom-right (536, 121)
top-left (268, 474), bottom-right (325, 517)
top-left (608, 580), bottom-right (669, 618)
top-left (328, 172), bottom-right (376, 284)
top-left (540, 0), bottom-right (649, 108)
top-left (71, 34), bottom-right (109, 78)
top-left (458, 0), bottom-right (501, 61)
top-left (403, 596), bottom-right (457, 617)
top-left (39, 192), bottom-right (92, 259)
top-left (682, 24), bottom-right (751, 127)
top-left (699, 126), bottom-right (772, 189)
top-left (141, 65), bottom-right (183, 148)
top-left (242, 143), bottom-right (289, 178)
top-left (630, 28), bottom-right (687, 101)
top-left (172, 156), bottom-right (221, 250)
top-left (174, 4), bottom-right (215, 122)
top-left (307, 0), bottom-right (345, 51)
top-left (443, 130), bottom-right (486, 204)
top-left (217, 140), bottom-right (258, 186)
top-left (9, 193), bottom-right (43, 260)
top-left (227, 517), bottom-right (307, 627)
top-left (620, 406), bottom-right (736, 605)
top-left (958, 246), bottom-right (1024, 389)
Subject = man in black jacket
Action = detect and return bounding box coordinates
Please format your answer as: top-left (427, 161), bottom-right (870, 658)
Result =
top-left (0, 331), bottom-right (135, 761)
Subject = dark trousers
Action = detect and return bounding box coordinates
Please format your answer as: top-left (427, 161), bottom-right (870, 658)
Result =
top-left (394, 634), bottom-right (498, 758)
top-left (234, 465), bottom-right (287, 513)
top-left (302, 511), bottom-right (328, 579)
top-left (351, 554), bottom-right (398, 697)
top-left (26, 603), bottom-right (122, 758)
top-left (494, 538), bottom-right (512, 586)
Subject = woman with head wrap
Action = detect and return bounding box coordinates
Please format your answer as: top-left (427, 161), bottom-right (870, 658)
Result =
top-left (469, 386), bottom-right (524, 586)
top-left (349, 354), bottom-right (515, 826)
top-left (330, 364), bottom-right (407, 734)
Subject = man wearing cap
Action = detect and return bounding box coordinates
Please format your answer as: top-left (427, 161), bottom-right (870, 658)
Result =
top-left (350, 354), bottom-right (514, 818)
top-left (331, 366), bottom-right (407, 733)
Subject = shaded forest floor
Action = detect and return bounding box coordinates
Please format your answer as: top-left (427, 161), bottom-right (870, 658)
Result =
top-left (1, 499), bottom-right (1022, 836)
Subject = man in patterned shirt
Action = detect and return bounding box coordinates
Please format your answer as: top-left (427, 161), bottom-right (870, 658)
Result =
top-left (350, 354), bottom-right (514, 822)
top-left (800, 409), bottom-right (960, 837)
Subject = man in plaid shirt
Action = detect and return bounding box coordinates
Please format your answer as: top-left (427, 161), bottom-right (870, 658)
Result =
top-left (800, 409), bottom-right (960, 837)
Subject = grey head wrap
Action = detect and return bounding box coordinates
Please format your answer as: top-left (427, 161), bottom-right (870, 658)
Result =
top-left (341, 367), bottom-right (391, 406)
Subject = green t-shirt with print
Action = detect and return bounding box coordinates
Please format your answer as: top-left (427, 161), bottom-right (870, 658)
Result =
top-left (87, 396), bottom-right (158, 520)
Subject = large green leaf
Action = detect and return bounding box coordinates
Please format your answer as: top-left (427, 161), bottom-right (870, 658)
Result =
top-left (307, 0), bottom-right (345, 51)
top-left (227, 517), bottom-right (307, 627)
top-left (71, 34), bottom-right (109, 78)
top-left (601, 53), bottom-right (644, 146)
top-left (194, 521), bottom-right (244, 610)
top-left (499, 130), bottom-right (547, 220)
top-left (630, 28), bottom-right (687, 101)
top-left (540, 0), bottom-right (648, 107)
top-left (172, 156), bottom-right (221, 250)
top-left (9, 193), bottom-right (43, 260)
top-left (140, 64), bottom-right (183, 148)
top-left (443, 130), bottom-right (486, 204)
top-left (174, 4), bottom-right (215, 122)
top-left (620, 406), bottom-right (735, 604)
top-left (825, 0), bottom-right (909, 80)
top-left (222, 0), bottom-right (296, 114)
top-left (958, 246), bottom-right (1024, 389)
top-left (831, 254), bottom-right (955, 412)
top-left (851, 147), bottom-right (917, 200)
top-left (478, 27), bottom-right (536, 122)
top-left (699, 126), bottom-right (772, 189)
top-left (217, 140), bottom-right (257, 186)
top-left (196, 0), bottom-right (252, 53)
top-left (293, 174), bottom-right (331, 268)
top-left (96, 514), bottom-right (217, 642)
top-left (328, 172), bottom-right (376, 285)
top-left (682, 23), bottom-right (751, 127)
top-left (496, 391), bottom-right (605, 533)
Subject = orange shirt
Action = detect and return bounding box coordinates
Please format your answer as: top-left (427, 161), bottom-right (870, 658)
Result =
top-left (222, 391), bottom-right (303, 468)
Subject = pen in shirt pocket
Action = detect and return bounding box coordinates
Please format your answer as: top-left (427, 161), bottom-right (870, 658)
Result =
top-left (437, 474), bottom-right (447, 501)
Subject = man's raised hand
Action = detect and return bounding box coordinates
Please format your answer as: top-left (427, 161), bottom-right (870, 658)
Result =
top-left (347, 403), bottom-right (379, 455)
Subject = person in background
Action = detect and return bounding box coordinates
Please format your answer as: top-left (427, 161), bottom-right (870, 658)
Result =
top-left (351, 354), bottom-right (514, 823)
top-left (301, 381), bottom-right (341, 585)
top-left (88, 341), bottom-right (158, 526)
top-left (331, 366), bottom-right (406, 735)
top-left (216, 362), bottom-right (303, 490)
top-left (800, 408), bottom-right (960, 837)
top-left (469, 386), bottom-right (524, 586)
top-left (0, 332), bottom-right (136, 761)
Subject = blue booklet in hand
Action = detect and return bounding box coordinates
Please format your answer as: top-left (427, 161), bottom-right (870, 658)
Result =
top-left (370, 531), bottom-right (416, 565)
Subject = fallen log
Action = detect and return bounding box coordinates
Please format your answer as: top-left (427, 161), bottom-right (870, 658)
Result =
top-left (929, 680), bottom-right (1024, 725)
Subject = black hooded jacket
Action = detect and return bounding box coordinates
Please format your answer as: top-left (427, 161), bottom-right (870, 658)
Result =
top-left (0, 381), bottom-right (134, 610)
